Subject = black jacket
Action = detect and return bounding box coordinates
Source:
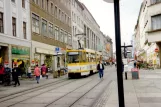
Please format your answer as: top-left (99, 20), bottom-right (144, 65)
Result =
top-left (97, 63), bottom-right (104, 70)
top-left (12, 67), bottom-right (20, 78)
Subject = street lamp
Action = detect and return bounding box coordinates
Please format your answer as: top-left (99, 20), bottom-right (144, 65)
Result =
top-left (103, 0), bottom-right (125, 107)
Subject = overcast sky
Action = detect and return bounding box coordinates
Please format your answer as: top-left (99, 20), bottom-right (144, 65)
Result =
top-left (79, 0), bottom-right (143, 50)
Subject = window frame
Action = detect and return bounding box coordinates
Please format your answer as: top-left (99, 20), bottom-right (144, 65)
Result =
top-left (23, 21), bottom-right (27, 39)
top-left (32, 13), bottom-right (40, 34)
top-left (12, 17), bottom-right (16, 37)
top-left (0, 12), bottom-right (4, 33)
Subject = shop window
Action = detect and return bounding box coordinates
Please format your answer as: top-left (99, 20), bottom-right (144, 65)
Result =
top-left (48, 23), bottom-right (53, 37)
top-left (23, 22), bottom-right (26, 39)
top-left (12, 17), bottom-right (16, 37)
top-left (41, 19), bottom-right (47, 36)
top-left (55, 26), bottom-right (59, 40)
top-left (0, 12), bottom-right (4, 33)
top-left (152, 14), bottom-right (161, 30)
top-left (32, 13), bottom-right (40, 34)
top-left (22, 0), bottom-right (25, 8)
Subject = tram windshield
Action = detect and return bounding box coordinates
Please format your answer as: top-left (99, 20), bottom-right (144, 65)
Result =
top-left (67, 52), bottom-right (81, 63)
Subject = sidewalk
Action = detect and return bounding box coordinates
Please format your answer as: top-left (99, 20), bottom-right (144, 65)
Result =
top-left (0, 74), bottom-right (67, 98)
top-left (102, 69), bottom-right (161, 107)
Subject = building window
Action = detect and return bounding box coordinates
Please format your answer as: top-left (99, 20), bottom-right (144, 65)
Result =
top-left (68, 34), bottom-right (72, 45)
top-left (41, 19), bottom-right (47, 36)
top-left (152, 14), bottom-right (161, 30)
top-left (65, 14), bottom-right (67, 24)
top-left (22, 0), bottom-right (25, 8)
top-left (0, 12), bottom-right (4, 33)
top-left (59, 29), bottom-right (63, 42)
top-left (61, 12), bottom-right (64, 22)
top-left (12, 17), bottom-right (16, 37)
top-left (54, 6), bottom-right (57, 18)
top-left (49, 23), bottom-right (53, 37)
top-left (51, 3), bottom-right (53, 14)
top-left (32, 13), bottom-right (40, 34)
top-left (64, 32), bottom-right (67, 44)
top-left (59, 9), bottom-right (61, 20)
top-left (23, 22), bottom-right (26, 39)
top-left (12, 0), bottom-right (15, 3)
top-left (46, 0), bottom-right (49, 12)
top-left (151, 0), bottom-right (161, 4)
top-left (55, 26), bottom-right (59, 40)
top-left (42, 0), bottom-right (44, 9)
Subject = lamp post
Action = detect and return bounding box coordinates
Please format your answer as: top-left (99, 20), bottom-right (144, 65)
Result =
top-left (103, 0), bottom-right (125, 107)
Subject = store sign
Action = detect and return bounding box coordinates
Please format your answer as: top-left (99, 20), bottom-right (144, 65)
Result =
top-left (12, 46), bottom-right (30, 55)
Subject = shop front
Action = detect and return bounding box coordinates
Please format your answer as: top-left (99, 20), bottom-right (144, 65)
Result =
top-left (11, 45), bottom-right (30, 76)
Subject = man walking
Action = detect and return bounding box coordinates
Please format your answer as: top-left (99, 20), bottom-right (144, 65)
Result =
top-left (97, 61), bottom-right (105, 79)
top-left (12, 65), bottom-right (20, 87)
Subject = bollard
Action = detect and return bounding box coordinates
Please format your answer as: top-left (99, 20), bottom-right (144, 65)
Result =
top-left (125, 72), bottom-right (127, 80)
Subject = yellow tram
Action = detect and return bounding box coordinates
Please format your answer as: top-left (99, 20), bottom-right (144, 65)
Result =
top-left (66, 48), bottom-right (102, 78)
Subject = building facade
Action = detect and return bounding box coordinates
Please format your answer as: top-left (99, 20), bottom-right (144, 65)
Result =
top-left (30, 0), bottom-right (72, 71)
top-left (134, 0), bottom-right (161, 67)
top-left (71, 0), bottom-right (84, 49)
top-left (0, 0), bottom-right (31, 70)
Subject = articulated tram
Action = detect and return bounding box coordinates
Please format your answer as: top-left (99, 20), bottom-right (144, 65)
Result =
top-left (66, 48), bottom-right (102, 78)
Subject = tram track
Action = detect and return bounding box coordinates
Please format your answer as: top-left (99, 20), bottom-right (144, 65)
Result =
top-left (0, 73), bottom-right (99, 107)
top-left (0, 67), bottom-right (113, 107)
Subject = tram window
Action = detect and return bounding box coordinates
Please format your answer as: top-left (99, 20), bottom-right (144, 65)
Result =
top-left (67, 52), bottom-right (79, 63)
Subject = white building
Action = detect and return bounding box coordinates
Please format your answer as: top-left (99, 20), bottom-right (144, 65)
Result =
top-left (71, 0), bottom-right (84, 49)
top-left (135, 0), bottom-right (161, 67)
top-left (0, 0), bottom-right (31, 68)
top-left (82, 3), bottom-right (101, 52)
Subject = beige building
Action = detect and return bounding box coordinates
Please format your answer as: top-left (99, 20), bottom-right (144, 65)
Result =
top-left (134, 0), bottom-right (161, 67)
top-left (30, 0), bottom-right (72, 71)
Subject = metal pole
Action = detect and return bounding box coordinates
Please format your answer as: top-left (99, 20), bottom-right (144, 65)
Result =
top-left (114, 0), bottom-right (125, 107)
top-left (124, 43), bottom-right (126, 58)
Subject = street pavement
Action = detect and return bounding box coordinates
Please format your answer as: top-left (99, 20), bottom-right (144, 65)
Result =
top-left (0, 67), bottom-right (161, 107)
top-left (96, 69), bottom-right (161, 107)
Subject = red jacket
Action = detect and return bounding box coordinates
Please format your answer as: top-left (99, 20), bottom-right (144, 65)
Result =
top-left (0, 67), bottom-right (4, 74)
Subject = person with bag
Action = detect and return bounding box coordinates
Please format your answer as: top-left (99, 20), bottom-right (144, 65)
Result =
top-left (34, 65), bottom-right (40, 84)
top-left (41, 64), bottom-right (46, 78)
top-left (97, 61), bottom-right (105, 79)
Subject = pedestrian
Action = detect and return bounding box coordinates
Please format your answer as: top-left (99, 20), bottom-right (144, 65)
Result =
top-left (41, 64), bottom-right (46, 77)
top-left (12, 65), bottom-right (20, 87)
top-left (0, 64), bottom-right (5, 84)
top-left (46, 67), bottom-right (49, 79)
top-left (122, 62), bottom-right (124, 73)
top-left (34, 65), bottom-right (40, 84)
top-left (97, 61), bottom-right (104, 79)
top-left (28, 66), bottom-right (31, 78)
top-left (4, 63), bottom-right (11, 86)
